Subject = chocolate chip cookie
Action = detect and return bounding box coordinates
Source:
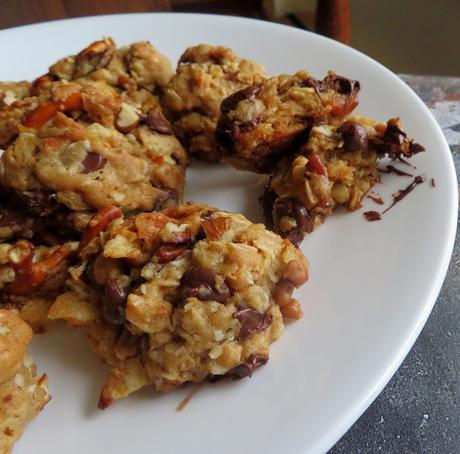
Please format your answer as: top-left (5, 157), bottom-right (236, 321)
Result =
top-left (162, 44), bottom-right (265, 161)
top-left (216, 71), bottom-right (360, 173)
top-left (49, 203), bottom-right (308, 407)
top-left (0, 92), bottom-right (185, 227)
top-left (261, 117), bottom-right (425, 245)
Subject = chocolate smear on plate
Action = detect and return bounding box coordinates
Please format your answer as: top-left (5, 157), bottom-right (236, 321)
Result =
top-left (383, 175), bottom-right (425, 214)
top-left (380, 165), bottom-right (413, 177)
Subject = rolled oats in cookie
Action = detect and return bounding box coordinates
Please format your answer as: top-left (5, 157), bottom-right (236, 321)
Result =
top-left (261, 116), bottom-right (425, 245)
top-left (47, 38), bottom-right (173, 93)
top-left (0, 82), bottom-right (30, 109)
top-left (0, 40), bottom-right (185, 230)
top-left (215, 71), bottom-right (360, 173)
top-left (0, 101), bottom-right (186, 227)
top-left (162, 44), bottom-right (265, 161)
top-left (48, 203), bottom-right (308, 408)
top-left (0, 310), bottom-right (50, 454)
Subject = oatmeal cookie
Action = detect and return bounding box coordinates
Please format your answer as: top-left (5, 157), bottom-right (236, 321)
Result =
top-left (46, 38), bottom-right (173, 93)
top-left (49, 204), bottom-right (308, 407)
top-left (0, 77), bottom-right (186, 228)
top-left (0, 39), bottom-right (182, 190)
top-left (261, 117), bottom-right (425, 245)
top-left (162, 45), bottom-right (265, 161)
top-left (216, 71), bottom-right (360, 173)
top-left (0, 309), bottom-right (50, 454)
top-left (1, 102), bottom-right (185, 226)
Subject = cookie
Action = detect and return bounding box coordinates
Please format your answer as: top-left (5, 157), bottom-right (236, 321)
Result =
top-left (47, 38), bottom-right (173, 93)
top-left (49, 203), bottom-right (308, 407)
top-left (162, 45), bottom-right (265, 161)
top-left (261, 117), bottom-right (425, 245)
top-left (1, 98), bottom-right (185, 225)
top-left (0, 310), bottom-right (50, 454)
top-left (215, 71), bottom-right (360, 173)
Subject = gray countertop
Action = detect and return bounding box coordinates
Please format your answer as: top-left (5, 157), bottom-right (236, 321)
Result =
top-left (330, 75), bottom-right (460, 454)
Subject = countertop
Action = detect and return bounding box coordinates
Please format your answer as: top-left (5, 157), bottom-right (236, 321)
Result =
top-left (330, 75), bottom-right (460, 454)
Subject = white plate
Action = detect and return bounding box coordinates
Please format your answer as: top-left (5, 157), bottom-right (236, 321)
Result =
top-left (1, 13), bottom-right (457, 454)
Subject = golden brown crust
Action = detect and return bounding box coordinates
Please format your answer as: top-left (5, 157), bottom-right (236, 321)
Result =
top-left (48, 38), bottom-right (173, 92)
top-left (0, 38), bottom-right (184, 227)
top-left (49, 204), bottom-right (308, 407)
top-left (0, 79), bottom-right (186, 215)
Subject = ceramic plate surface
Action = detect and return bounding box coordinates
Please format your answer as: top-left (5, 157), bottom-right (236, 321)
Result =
top-left (1, 13), bottom-right (457, 454)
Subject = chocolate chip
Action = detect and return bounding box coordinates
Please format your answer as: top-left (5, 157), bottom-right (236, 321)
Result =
top-left (409, 142), bottom-right (425, 154)
top-left (180, 266), bottom-right (230, 303)
top-left (372, 120), bottom-right (425, 159)
top-left (319, 73), bottom-right (360, 97)
top-left (384, 122), bottom-right (407, 145)
top-left (81, 152), bottom-right (106, 174)
top-left (102, 277), bottom-right (129, 325)
top-left (0, 207), bottom-right (22, 227)
top-left (272, 197), bottom-right (314, 247)
top-left (226, 354), bottom-right (269, 379)
top-left (337, 121), bottom-right (368, 152)
top-left (220, 85), bottom-right (261, 113)
top-left (233, 308), bottom-right (273, 340)
top-left (145, 109), bottom-right (173, 134)
top-left (18, 190), bottom-right (59, 217)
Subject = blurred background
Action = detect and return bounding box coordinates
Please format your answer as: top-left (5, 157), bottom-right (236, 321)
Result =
top-left (0, 0), bottom-right (458, 76)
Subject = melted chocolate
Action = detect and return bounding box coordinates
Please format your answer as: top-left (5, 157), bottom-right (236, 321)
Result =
top-left (145, 109), bottom-right (173, 134)
top-left (181, 266), bottom-right (230, 303)
top-left (220, 85), bottom-right (262, 113)
top-left (81, 152), bottom-right (106, 174)
top-left (380, 165), bottom-right (413, 177)
top-left (226, 354), bottom-right (269, 379)
top-left (397, 156), bottom-right (413, 166)
top-left (431, 178), bottom-right (436, 188)
top-left (383, 175), bottom-right (425, 214)
top-left (363, 211), bottom-right (381, 222)
top-left (318, 73), bottom-right (360, 97)
top-left (272, 197), bottom-right (314, 247)
top-left (337, 121), bottom-right (368, 152)
top-left (233, 308), bottom-right (273, 341)
top-left (102, 277), bottom-right (129, 325)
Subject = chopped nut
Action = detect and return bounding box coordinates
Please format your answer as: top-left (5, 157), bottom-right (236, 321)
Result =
top-left (115, 102), bottom-right (142, 133)
top-left (14, 373), bottom-right (25, 387)
top-left (202, 216), bottom-right (232, 240)
top-left (280, 298), bottom-right (303, 319)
